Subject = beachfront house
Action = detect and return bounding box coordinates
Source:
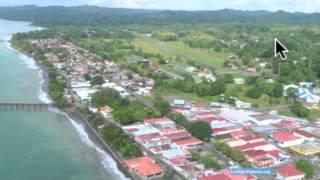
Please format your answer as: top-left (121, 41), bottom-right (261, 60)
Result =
top-left (124, 156), bottom-right (164, 180)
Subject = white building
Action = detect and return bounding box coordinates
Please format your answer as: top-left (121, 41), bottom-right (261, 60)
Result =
top-left (73, 88), bottom-right (96, 103)
top-left (250, 113), bottom-right (282, 126)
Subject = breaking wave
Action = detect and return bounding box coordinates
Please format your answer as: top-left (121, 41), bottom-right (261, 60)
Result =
top-left (38, 69), bottom-right (52, 104)
top-left (9, 29), bottom-right (129, 179)
top-left (19, 53), bottom-right (39, 70)
top-left (50, 108), bottom-right (130, 180)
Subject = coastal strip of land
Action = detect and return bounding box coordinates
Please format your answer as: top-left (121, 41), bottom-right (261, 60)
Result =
top-left (10, 41), bottom-right (135, 180)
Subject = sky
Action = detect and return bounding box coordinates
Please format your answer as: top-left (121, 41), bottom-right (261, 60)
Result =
top-left (1, 0), bottom-right (320, 13)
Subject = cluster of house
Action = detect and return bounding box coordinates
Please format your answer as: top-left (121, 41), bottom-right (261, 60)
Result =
top-left (199, 163), bottom-right (306, 180)
top-left (185, 66), bottom-right (216, 83)
top-left (284, 82), bottom-right (320, 105)
top-left (122, 117), bottom-right (210, 179)
top-left (225, 55), bottom-right (260, 73)
top-left (221, 107), bottom-right (320, 157)
top-left (169, 99), bottom-right (320, 179)
top-left (30, 39), bottom-right (156, 104)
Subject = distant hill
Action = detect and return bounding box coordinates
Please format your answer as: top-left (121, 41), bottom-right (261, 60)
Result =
top-left (0, 6), bottom-right (320, 26)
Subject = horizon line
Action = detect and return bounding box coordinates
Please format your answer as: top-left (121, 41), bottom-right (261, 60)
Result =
top-left (0, 4), bottom-right (319, 14)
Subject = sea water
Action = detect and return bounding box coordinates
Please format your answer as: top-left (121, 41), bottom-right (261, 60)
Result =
top-left (0, 20), bottom-right (127, 180)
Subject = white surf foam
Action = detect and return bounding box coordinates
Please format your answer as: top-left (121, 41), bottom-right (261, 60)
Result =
top-left (19, 53), bottom-right (39, 70)
top-left (4, 36), bottom-right (38, 70)
top-left (68, 117), bottom-right (130, 180)
top-left (50, 109), bottom-right (130, 180)
top-left (6, 31), bottom-right (128, 179)
top-left (38, 69), bottom-right (52, 104)
top-left (4, 35), bottom-right (14, 50)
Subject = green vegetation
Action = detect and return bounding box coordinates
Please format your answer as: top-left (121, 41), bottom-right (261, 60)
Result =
top-left (90, 76), bottom-right (105, 85)
top-left (48, 77), bottom-right (67, 108)
top-left (246, 87), bottom-right (262, 99)
top-left (187, 122), bottom-right (212, 142)
top-left (92, 89), bottom-right (153, 125)
top-left (192, 153), bottom-right (223, 170)
top-left (152, 32), bottom-right (178, 42)
top-left (134, 36), bottom-right (230, 72)
top-left (214, 141), bottom-right (251, 167)
top-left (168, 113), bottom-right (188, 126)
top-left (8, 5), bottom-right (320, 119)
top-left (289, 102), bottom-right (310, 118)
top-left (153, 95), bottom-right (171, 116)
top-left (156, 76), bottom-right (226, 98)
top-left (112, 101), bottom-right (152, 125)
top-left (11, 35), bottom-right (68, 108)
top-left (92, 89), bottom-right (128, 109)
top-left (296, 159), bottom-right (315, 178)
top-left (101, 123), bottom-right (143, 158)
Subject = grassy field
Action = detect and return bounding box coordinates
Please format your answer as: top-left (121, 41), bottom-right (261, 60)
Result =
top-left (279, 109), bottom-right (320, 121)
top-left (154, 87), bottom-right (220, 104)
top-left (153, 83), bottom-right (288, 107)
top-left (133, 34), bottom-right (231, 72)
top-left (224, 84), bottom-right (288, 107)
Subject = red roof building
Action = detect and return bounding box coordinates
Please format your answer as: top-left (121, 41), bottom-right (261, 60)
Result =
top-left (241, 135), bottom-right (264, 144)
top-left (271, 132), bottom-right (304, 148)
top-left (272, 119), bottom-right (300, 129)
top-left (169, 157), bottom-right (191, 167)
top-left (144, 117), bottom-right (171, 124)
top-left (164, 131), bottom-right (191, 140)
top-left (174, 137), bottom-right (203, 150)
top-left (231, 130), bottom-right (251, 138)
top-left (234, 141), bottom-right (269, 152)
top-left (244, 150), bottom-right (275, 167)
top-left (277, 164), bottom-right (305, 180)
top-left (138, 133), bottom-right (161, 141)
top-left (293, 129), bottom-right (315, 141)
top-left (124, 156), bottom-right (164, 179)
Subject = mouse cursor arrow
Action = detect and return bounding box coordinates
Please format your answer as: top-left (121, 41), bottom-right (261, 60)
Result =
top-left (274, 38), bottom-right (289, 60)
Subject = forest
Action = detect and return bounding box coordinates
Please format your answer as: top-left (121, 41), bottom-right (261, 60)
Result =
top-left (1, 6), bottom-right (320, 26)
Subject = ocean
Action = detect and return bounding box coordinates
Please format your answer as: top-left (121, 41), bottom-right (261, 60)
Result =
top-left (0, 20), bottom-right (127, 180)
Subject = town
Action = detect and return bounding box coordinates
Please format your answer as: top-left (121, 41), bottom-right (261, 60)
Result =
top-left (21, 37), bottom-right (320, 180)
top-left (3, 3), bottom-right (320, 180)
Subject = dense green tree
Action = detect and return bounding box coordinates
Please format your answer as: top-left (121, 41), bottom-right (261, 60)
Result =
top-left (287, 87), bottom-right (298, 103)
top-left (91, 89), bottom-right (127, 108)
top-left (112, 101), bottom-right (151, 125)
top-left (210, 79), bottom-right (226, 96)
top-left (231, 151), bottom-right (246, 162)
top-left (246, 87), bottom-right (262, 98)
top-left (240, 161), bottom-right (252, 167)
top-left (168, 113), bottom-right (188, 126)
top-left (90, 75), bottom-right (105, 85)
top-left (224, 74), bottom-right (234, 84)
top-left (101, 124), bottom-right (142, 158)
top-left (296, 159), bottom-right (315, 178)
top-left (187, 122), bottom-right (211, 141)
top-left (199, 155), bottom-right (222, 169)
top-left (289, 102), bottom-right (310, 118)
top-left (112, 109), bottom-right (133, 125)
top-left (153, 96), bottom-right (170, 116)
top-left (271, 83), bottom-right (283, 98)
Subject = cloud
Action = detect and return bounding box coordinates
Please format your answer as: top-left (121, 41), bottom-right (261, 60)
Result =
top-left (1, 0), bottom-right (320, 13)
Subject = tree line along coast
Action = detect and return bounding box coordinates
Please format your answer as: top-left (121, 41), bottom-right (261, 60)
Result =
top-left (5, 6), bottom-right (320, 180)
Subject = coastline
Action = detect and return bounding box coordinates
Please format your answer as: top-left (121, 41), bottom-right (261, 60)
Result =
top-left (63, 110), bottom-right (133, 179)
top-left (9, 39), bottom-right (133, 180)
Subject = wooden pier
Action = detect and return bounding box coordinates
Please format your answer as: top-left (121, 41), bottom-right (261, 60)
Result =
top-left (0, 103), bottom-right (56, 110)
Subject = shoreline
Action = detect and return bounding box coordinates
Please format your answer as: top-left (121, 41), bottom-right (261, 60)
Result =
top-left (63, 110), bottom-right (133, 179)
top-left (9, 39), bottom-right (133, 180)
